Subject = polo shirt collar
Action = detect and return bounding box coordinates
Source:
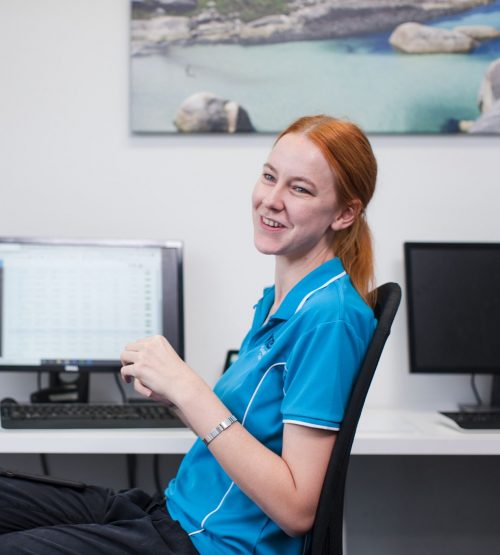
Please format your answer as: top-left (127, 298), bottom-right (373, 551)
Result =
top-left (268, 257), bottom-right (346, 323)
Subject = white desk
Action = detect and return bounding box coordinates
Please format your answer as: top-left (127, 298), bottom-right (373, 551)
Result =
top-left (354, 409), bottom-right (500, 455)
top-left (1, 409), bottom-right (499, 456)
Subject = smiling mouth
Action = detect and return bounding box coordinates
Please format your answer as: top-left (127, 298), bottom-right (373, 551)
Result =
top-left (262, 216), bottom-right (285, 228)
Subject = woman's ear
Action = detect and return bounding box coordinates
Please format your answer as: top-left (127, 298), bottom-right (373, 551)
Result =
top-left (330, 199), bottom-right (362, 231)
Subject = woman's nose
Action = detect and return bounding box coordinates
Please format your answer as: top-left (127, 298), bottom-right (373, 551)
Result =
top-left (262, 185), bottom-right (285, 211)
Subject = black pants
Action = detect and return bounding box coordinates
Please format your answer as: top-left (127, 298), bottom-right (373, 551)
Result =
top-left (0, 476), bottom-right (199, 555)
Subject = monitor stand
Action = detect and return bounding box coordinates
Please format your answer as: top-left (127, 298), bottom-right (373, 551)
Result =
top-left (459, 374), bottom-right (500, 413)
top-left (30, 372), bottom-right (90, 404)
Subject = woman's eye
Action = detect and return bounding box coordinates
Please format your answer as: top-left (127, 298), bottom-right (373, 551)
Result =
top-left (292, 185), bottom-right (310, 195)
top-left (263, 173), bottom-right (275, 182)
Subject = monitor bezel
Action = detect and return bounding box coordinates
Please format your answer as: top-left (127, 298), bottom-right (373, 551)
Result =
top-left (404, 241), bottom-right (500, 375)
top-left (0, 236), bottom-right (184, 373)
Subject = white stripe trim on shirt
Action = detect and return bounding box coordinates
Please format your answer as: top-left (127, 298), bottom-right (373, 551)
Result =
top-left (190, 362), bottom-right (287, 536)
top-left (187, 528), bottom-right (205, 537)
top-left (241, 362), bottom-right (286, 425)
top-left (283, 418), bottom-right (340, 431)
top-left (188, 482), bottom-right (237, 536)
top-left (294, 271), bottom-right (346, 314)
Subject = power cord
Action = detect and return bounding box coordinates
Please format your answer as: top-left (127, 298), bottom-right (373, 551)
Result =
top-left (470, 374), bottom-right (483, 407)
top-left (40, 453), bottom-right (50, 475)
top-left (113, 371), bottom-right (128, 404)
top-left (153, 454), bottom-right (162, 495)
top-left (35, 373), bottom-right (50, 476)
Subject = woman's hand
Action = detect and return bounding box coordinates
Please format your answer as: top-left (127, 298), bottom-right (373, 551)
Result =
top-left (120, 335), bottom-right (193, 406)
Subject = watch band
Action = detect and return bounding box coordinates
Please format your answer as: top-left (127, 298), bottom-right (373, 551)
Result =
top-left (203, 415), bottom-right (238, 446)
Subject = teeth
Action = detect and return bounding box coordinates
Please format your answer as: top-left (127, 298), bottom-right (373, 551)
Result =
top-left (263, 217), bottom-right (283, 228)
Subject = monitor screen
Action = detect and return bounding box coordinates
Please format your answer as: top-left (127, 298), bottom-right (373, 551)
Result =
top-left (0, 237), bottom-right (184, 372)
top-left (404, 242), bottom-right (500, 374)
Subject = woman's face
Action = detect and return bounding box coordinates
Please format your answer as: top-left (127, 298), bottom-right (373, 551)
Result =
top-left (252, 133), bottom-right (347, 261)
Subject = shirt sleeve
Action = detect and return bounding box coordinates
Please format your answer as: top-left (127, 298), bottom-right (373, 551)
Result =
top-left (281, 320), bottom-right (366, 430)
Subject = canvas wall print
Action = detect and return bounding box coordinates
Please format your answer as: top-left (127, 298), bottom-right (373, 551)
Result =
top-left (130, 0), bottom-right (500, 134)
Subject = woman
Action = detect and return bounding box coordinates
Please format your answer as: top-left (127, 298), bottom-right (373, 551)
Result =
top-left (0, 115), bottom-right (377, 554)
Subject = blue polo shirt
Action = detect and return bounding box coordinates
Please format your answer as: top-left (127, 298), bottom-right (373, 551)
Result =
top-left (166, 257), bottom-right (376, 554)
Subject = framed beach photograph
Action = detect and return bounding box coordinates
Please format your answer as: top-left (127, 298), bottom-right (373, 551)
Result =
top-left (130, 0), bottom-right (500, 134)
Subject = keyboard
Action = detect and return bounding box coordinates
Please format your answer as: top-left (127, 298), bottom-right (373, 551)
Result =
top-left (0, 402), bottom-right (186, 430)
top-left (440, 411), bottom-right (500, 430)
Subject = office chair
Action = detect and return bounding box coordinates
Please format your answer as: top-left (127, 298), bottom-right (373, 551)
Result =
top-left (309, 282), bottom-right (402, 555)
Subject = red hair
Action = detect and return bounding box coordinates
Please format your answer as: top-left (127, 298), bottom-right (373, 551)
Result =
top-left (278, 115), bottom-right (377, 306)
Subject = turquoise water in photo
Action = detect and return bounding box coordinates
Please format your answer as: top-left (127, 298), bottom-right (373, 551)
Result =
top-left (131, 1), bottom-right (500, 133)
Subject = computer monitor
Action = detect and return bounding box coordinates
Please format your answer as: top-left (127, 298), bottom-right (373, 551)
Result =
top-left (404, 242), bottom-right (500, 409)
top-left (0, 237), bottom-right (184, 401)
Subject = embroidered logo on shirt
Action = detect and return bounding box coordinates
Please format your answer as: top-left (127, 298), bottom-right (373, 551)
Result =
top-left (258, 335), bottom-right (275, 360)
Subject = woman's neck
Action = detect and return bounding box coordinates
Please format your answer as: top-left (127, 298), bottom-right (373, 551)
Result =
top-left (272, 247), bottom-right (335, 310)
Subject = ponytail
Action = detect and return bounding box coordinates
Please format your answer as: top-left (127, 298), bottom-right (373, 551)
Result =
top-left (331, 215), bottom-right (376, 307)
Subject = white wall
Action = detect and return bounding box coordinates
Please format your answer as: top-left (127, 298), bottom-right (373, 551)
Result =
top-left (1, 0), bottom-right (499, 410)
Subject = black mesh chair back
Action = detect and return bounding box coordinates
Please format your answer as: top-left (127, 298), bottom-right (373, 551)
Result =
top-left (309, 282), bottom-right (402, 555)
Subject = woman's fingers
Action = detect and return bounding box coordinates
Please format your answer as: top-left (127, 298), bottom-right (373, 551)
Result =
top-left (133, 378), bottom-right (153, 398)
top-left (120, 348), bottom-right (138, 366)
top-left (120, 361), bottom-right (153, 397)
top-left (120, 362), bottom-right (134, 383)
top-left (120, 335), bottom-right (181, 401)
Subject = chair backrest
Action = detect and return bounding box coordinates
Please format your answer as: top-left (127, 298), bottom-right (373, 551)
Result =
top-left (309, 282), bottom-right (402, 555)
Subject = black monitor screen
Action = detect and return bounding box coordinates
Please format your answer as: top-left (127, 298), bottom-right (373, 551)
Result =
top-left (405, 242), bottom-right (500, 374)
top-left (0, 237), bottom-right (184, 372)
